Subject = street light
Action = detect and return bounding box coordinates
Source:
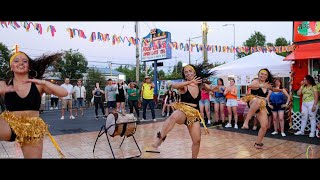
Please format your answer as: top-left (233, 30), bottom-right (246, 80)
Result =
top-left (223, 24), bottom-right (235, 60)
top-left (187, 36), bottom-right (202, 64)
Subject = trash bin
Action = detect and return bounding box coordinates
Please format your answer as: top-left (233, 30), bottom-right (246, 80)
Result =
top-left (293, 91), bottom-right (300, 112)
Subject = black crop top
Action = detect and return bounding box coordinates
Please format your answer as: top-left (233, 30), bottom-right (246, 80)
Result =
top-left (251, 88), bottom-right (268, 98)
top-left (5, 82), bottom-right (41, 111)
top-left (180, 86), bottom-right (201, 110)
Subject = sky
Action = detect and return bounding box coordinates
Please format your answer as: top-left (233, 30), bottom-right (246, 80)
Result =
top-left (0, 21), bottom-right (293, 72)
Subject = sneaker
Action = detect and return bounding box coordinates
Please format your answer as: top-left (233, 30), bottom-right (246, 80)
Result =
top-left (281, 132), bottom-right (286, 137)
top-left (70, 115), bottom-right (75, 119)
top-left (234, 124), bottom-right (238, 129)
top-left (252, 126), bottom-right (257, 131)
top-left (309, 132), bottom-right (315, 138)
top-left (95, 117), bottom-right (99, 121)
top-left (153, 119), bottom-right (157, 122)
top-left (207, 120), bottom-right (211, 125)
top-left (271, 131), bottom-right (278, 135)
top-left (166, 113), bottom-right (169, 117)
top-left (55, 107), bottom-right (58, 110)
top-left (162, 113), bottom-right (166, 117)
top-left (60, 116), bottom-right (64, 120)
top-left (141, 119), bottom-right (146, 122)
top-left (50, 107), bottom-right (54, 110)
top-left (294, 131), bottom-right (304, 135)
top-left (225, 123), bottom-right (232, 128)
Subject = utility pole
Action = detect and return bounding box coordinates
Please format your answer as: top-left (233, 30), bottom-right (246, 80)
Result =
top-left (135, 21), bottom-right (140, 82)
top-left (107, 61), bottom-right (112, 79)
top-left (188, 37), bottom-right (191, 64)
top-left (202, 22), bottom-right (208, 63)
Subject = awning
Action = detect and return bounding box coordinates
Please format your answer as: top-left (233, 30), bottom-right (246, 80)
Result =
top-left (284, 42), bottom-right (320, 61)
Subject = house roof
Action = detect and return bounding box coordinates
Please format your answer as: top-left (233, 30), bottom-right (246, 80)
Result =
top-left (90, 67), bottom-right (124, 76)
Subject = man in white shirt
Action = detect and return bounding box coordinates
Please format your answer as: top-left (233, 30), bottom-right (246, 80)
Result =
top-left (73, 79), bottom-right (86, 117)
top-left (60, 78), bottom-right (75, 120)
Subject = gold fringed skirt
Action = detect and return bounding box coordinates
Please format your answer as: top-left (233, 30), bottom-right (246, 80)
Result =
top-left (171, 102), bottom-right (209, 134)
top-left (241, 94), bottom-right (267, 113)
top-left (0, 111), bottom-right (65, 158)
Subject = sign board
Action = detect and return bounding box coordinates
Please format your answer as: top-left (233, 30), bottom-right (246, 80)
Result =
top-left (293, 21), bottom-right (320, 43)
top-left (141, 28), bottom-right (172, 62)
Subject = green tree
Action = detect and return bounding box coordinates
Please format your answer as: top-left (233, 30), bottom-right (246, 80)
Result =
top-left (237, 31), bottom-right (266, 58)
top-left (0, 42), bottom-right (11, 80)
top-left (275, 37), bottom-right (291, 57)
top-left (84, 68), bottom-right (106, 103)
top-left (266, 42), bottom-right (274, 46)
top-left (158, 70), bottom-right (165, 79)
top-left (56, 49), bottom-right (88, 80)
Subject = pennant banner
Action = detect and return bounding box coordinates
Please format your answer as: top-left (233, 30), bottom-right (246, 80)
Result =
top-left (1, 21), bottom-right (295, 54)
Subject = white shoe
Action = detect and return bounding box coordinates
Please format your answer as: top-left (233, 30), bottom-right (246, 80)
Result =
top-left (208, 120), bottom-right (211, 125)
top-left (252, 126), bottom-right (257, 131)
top-left (271, 131), bottom-right (278, 135)
top-left (55, 107), bottom-right (58, 110)
top-left (153, 119), bottom-right (157, 122)
top-left (281, 132), bottom-right (286, 137)
top-left (166, 113), bottom-right (169, 117)
top-left (294, 131), bottom-right (304, 135)
top-left (50, 107), bottom-right (54, 110)
top-left (70, 115), bottom-right (75, 119)
top-left (234, 124), bottom-right (238, 129)
top-left (309, 132), bottom-right (315, 138)
top-left (225, 123), bottom-right (232, 128)
top-left (141, 119), bottom-right (146, 122)
top-left (60, 116), bottom-right (64, 120)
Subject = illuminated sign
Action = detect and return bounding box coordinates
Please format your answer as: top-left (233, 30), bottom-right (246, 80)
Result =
top-left (293, 21), bottom-right (320, 42)
top-left (141, 28), bottom-right (172, 62)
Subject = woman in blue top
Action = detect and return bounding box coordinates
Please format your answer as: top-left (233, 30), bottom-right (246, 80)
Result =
top-left (212, 78), bottom-right (226, 125)
top-left (266, 78), bottom-right (290, 137)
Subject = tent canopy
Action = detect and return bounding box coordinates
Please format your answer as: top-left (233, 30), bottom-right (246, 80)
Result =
top-left (211, 52), bottom-right (291, 77)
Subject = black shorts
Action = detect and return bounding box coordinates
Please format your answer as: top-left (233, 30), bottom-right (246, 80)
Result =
top-left (270, 103), bottom-right (285, 112)
top-left (9, 128), bottom-right (16, 142)
top-left (107, 101), bottom-right (116, 108)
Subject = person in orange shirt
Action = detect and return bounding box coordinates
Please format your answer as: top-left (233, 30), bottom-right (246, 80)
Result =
top-left (224, 78), bottom-right (238, 129)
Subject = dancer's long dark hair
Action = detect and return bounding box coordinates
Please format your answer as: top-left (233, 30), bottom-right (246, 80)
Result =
top-left (181, 62), bottom-right (216, 86)
top-left (6, 51), bottom-right (63, 83)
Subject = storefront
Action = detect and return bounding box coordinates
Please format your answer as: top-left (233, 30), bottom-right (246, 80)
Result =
top-left (284, 21), bottom-right (320, 131)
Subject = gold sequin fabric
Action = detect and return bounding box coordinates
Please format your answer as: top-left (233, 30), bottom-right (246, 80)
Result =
top-left (241, 94), bottom-right (267, 112)
top-left (0, 111), bottom-right (65, 158)
top-left (171, 102), bottom-right (209, 134)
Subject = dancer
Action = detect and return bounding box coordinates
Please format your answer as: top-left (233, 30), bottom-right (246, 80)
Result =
top-left (0, 51), bottom-right (67, 158)
top-left (241, 68), bottom-right (274, 149)
top-left (145, 63), bottom-right (217, 158)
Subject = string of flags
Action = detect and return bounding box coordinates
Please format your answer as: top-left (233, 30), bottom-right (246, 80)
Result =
top-left (0, 21), bottom-right (295, 54)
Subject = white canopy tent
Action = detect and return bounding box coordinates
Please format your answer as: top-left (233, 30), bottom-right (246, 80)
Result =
top-left (212, 52), bottom-right (291, 79)
top-left (210, 52), bottom-right (291, 97)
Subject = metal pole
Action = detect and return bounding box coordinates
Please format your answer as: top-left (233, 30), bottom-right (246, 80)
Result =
top-left (153, 61), bottom-right (158, 95)
top-left (233, 24), bottom-right (235, 60)
top-left (135, 21), bottom-right (140, 82)
top-left (202, 22), bottom-right (208, 63)
top-left (188, 37), bottom-right (191, 64)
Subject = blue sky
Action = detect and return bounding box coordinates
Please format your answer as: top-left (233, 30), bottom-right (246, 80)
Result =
top-left (0, 21), bottom-right (293, 72)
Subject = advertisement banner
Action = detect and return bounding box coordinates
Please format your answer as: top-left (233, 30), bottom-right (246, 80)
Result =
top-left (293, 21), bottom-right (320, 42)
top-left (141, 28), bottom-right (172, 62)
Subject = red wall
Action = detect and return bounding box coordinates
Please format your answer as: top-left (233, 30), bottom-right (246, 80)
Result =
top-left (292, 60), bottom-right (309, 91)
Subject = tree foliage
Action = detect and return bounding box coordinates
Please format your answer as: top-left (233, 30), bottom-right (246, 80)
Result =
top-left (237, 31), bottom-right (266, 59)
top-left (0, 42), bottom-right (11, 80)
top-left (56, 49), bottom-right (88, 80)
top-left (84, 68), bottom-right (106, 102)
top-left (275, 37), bottom-right (291, 57)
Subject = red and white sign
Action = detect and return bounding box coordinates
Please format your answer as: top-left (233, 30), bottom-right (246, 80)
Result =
top-left (142, 38), bottom-right (167, 61)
